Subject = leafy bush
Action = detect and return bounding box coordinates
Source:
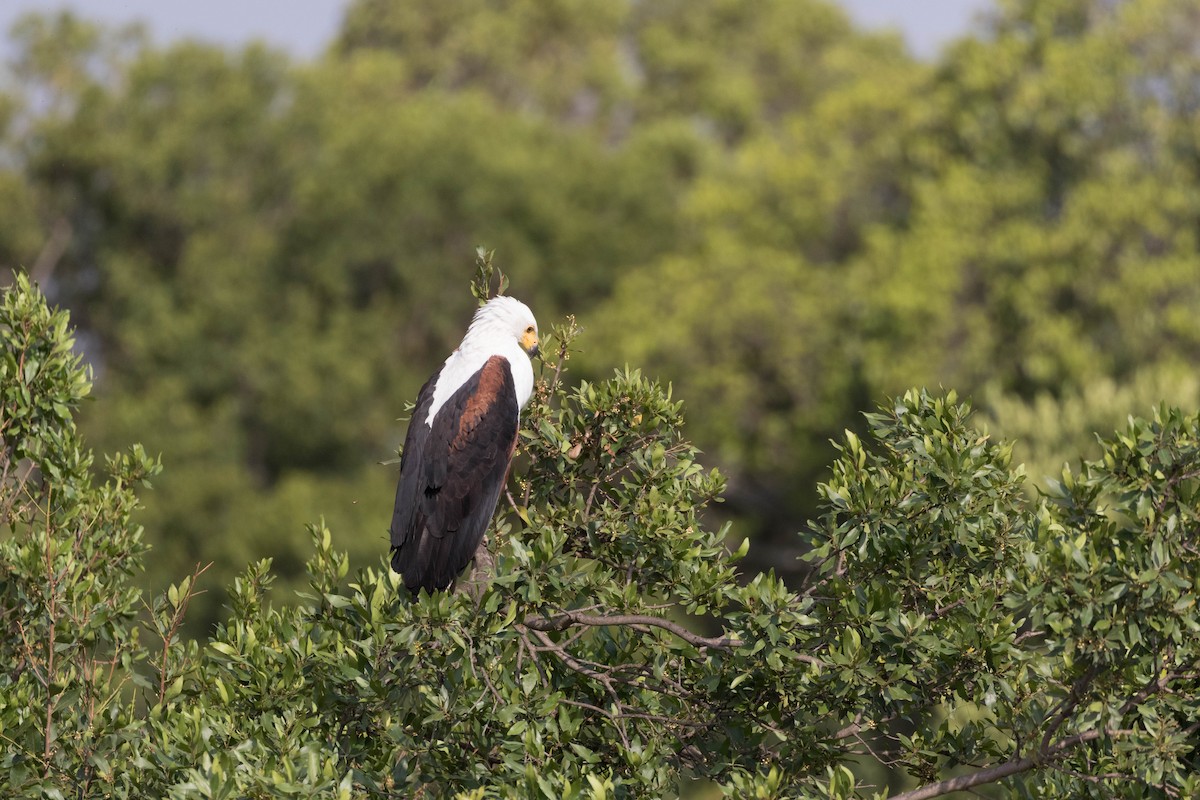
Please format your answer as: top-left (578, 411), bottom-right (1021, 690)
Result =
top-left (3, 277), bottom-right (1199, 798)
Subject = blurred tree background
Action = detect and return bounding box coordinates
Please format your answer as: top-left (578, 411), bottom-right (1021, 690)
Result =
top-left (2, 0), bottom-right (1200, 630)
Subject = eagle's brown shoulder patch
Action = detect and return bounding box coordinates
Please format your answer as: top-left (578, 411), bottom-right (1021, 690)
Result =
top-left (457, 355), bottom-right (510, 439)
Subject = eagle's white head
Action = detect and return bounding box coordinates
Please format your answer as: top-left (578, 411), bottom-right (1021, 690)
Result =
top-left (464, 295), bottom-right (540, 360)
top-left (426, 295), bottom-right (540, 424)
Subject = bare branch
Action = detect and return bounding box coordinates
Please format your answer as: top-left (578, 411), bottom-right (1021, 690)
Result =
top-left (890, 729), bottom-right (1113, 800)
top-left (457, 534), bottom-right (496, 601)
top-left (834, 715), bottom-right (865, 741)
top-left (524, 610), bottom-right (825, 666)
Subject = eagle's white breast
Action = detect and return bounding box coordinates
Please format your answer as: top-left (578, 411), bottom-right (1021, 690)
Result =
top-left (424, 297), bottom-right (537, 426)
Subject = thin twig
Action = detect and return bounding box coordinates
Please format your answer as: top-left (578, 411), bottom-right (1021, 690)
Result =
top-left (1040, 664), bottom-right (1099, 755)
top-left (43, 484), bottom-right (56, 776)
top-left (526, 627), bottom-right (631, 749)
top-left (151, 562), bottom-right (211, 706)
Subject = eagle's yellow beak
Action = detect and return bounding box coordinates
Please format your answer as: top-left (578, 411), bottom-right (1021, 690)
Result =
top-left (521, 329), bottom-right (540, 358)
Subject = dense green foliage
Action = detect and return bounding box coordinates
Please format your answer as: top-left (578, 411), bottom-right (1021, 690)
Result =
top-left (5, 278), bottom-right (1199, 797)
top-left (3, 1), bottom-right (1200, 793)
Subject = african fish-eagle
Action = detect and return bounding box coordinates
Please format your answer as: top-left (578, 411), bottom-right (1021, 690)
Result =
top-left (389, 295), bottom-right (539, 592)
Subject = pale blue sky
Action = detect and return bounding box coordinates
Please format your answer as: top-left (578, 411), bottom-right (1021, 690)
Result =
top-left (1, 1), bottom-right (994, 62)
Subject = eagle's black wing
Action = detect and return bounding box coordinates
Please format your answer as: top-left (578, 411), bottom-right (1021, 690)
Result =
top-left (389, 355), bottom-right (518, 592)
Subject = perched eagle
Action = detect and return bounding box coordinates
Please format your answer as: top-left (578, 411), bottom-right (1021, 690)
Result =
top-left (389, 296), bottom-right (539, 592)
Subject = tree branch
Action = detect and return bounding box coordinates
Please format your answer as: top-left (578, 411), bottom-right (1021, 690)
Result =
top-left (524, 609), bottom-right (826, 665)
top-left (889, 729), bottom-right (1110, 800)
top-left (1039, 663), bottom-right (1100, 755)
top-left (149, 562), bottom-right (211, 706)
top-left (43, 485), bottom-right (57, 777)
top-left (525, 610), bottom-right (734, 650)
